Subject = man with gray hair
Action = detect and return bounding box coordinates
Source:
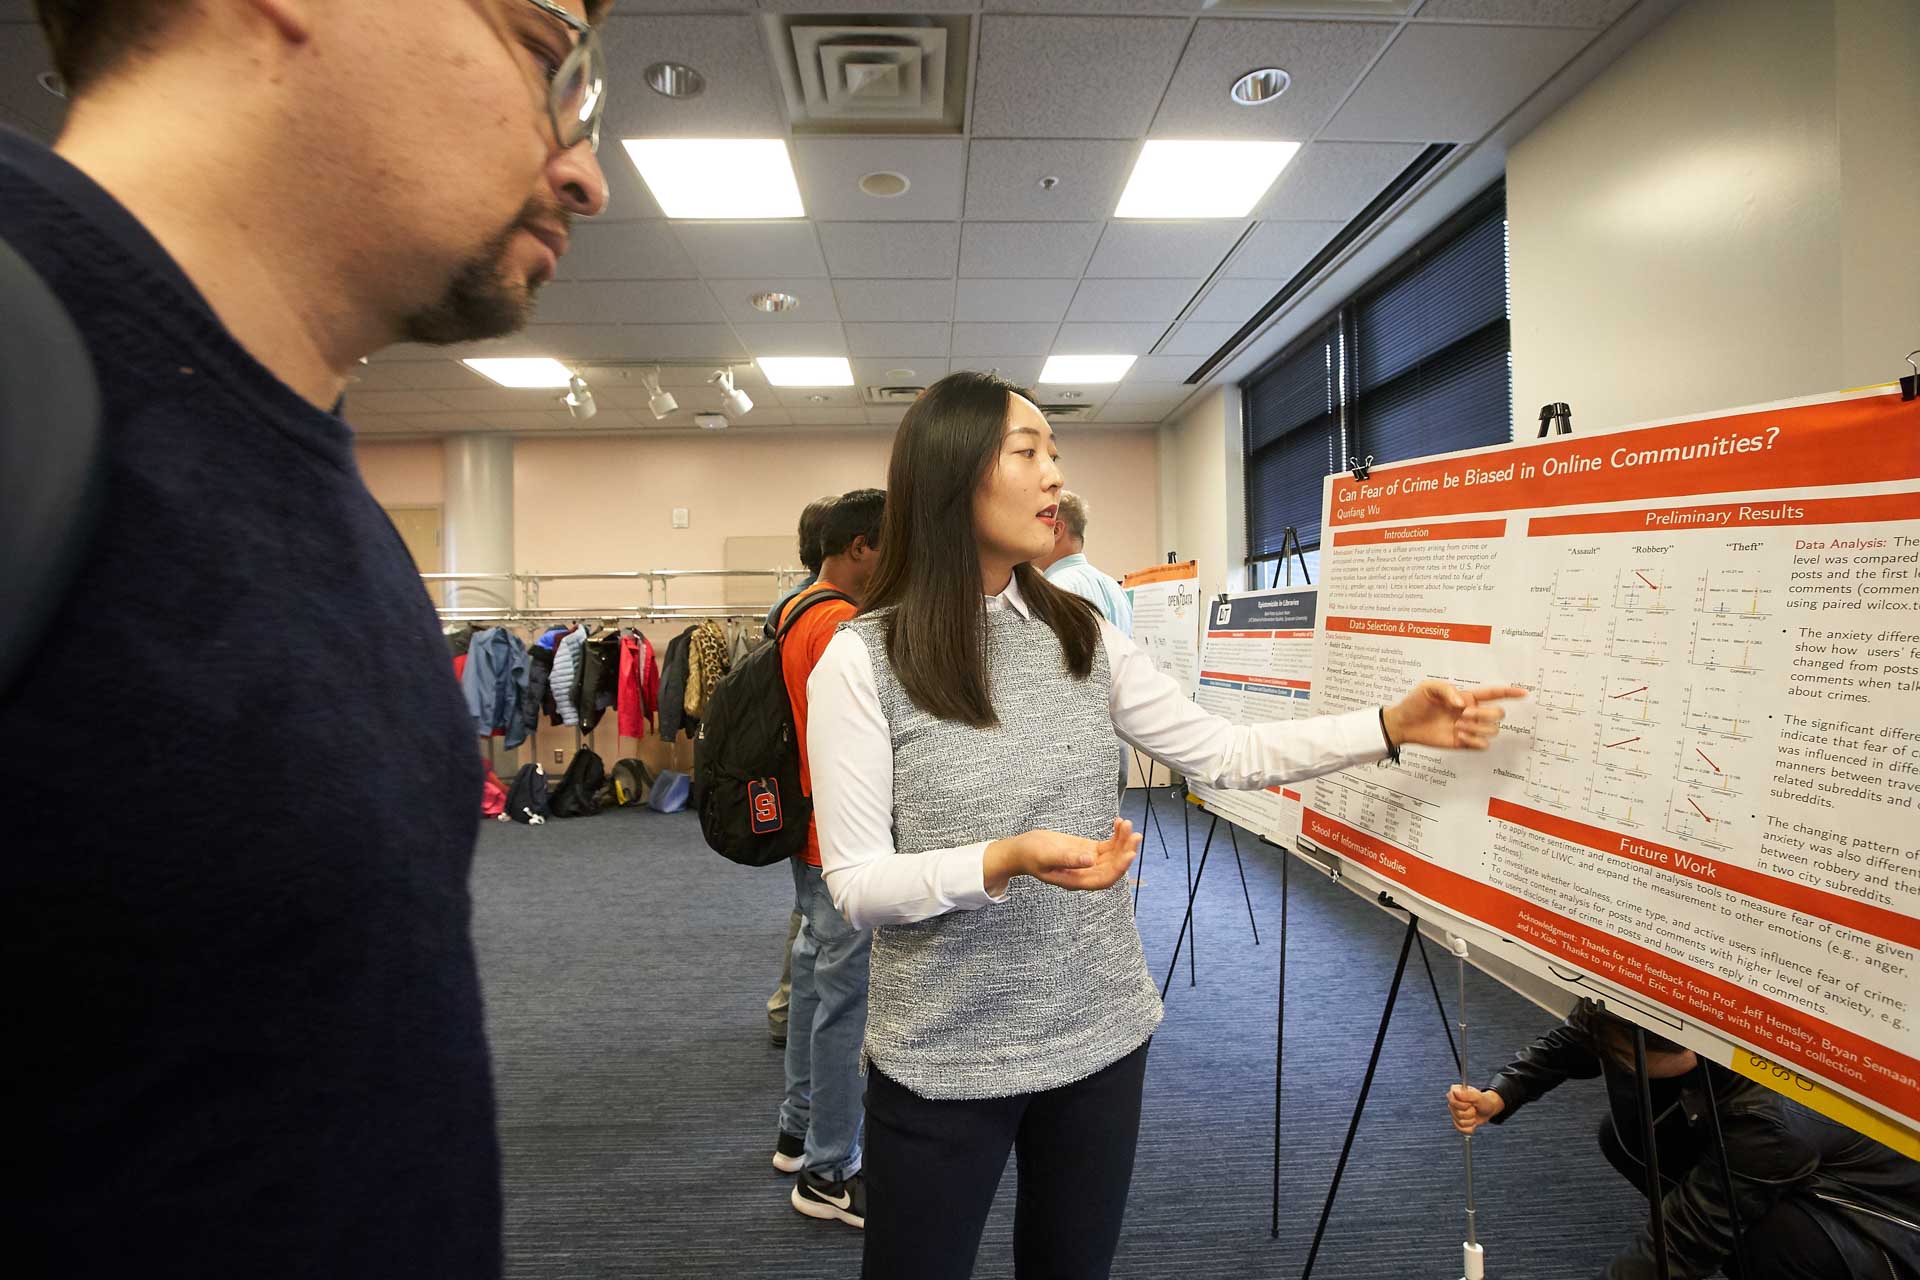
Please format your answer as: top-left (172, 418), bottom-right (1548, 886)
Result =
top-left (1036, 490), bottom-right (1132, 634)
top-left (1036, 490), bottom-right (1135, 796)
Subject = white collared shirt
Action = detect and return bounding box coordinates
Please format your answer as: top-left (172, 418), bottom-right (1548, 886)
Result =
top-left (806, 575), bottom-right (1389, 929)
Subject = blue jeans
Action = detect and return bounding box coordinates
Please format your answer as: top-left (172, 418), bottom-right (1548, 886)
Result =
top-left (780, 858), bottom-right (870, 1181)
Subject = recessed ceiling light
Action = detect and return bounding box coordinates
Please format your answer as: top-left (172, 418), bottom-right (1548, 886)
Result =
top-left (807, 394), bottom-right (829, 404)
top-left (1040, 355), bottom-right (1135, 384)
top-left (757, 356), bottom-right (855, 387)
top-left (859, 171), bottom-right (911, 198)
top-left (622, 138), bottom-right (805, 220)
top-left (645, 62), bottom-right (705, 99)
top-left (752, 291), bottom-right (799, 313)
top-left (1231, 68), bottom-right (1291, 107)
top-left (463, 357), bottom-right (574, 388)
top-left (1114, 140), bottom-right (1301, 219)
top-left (883, 367), bottom-right (917, 381)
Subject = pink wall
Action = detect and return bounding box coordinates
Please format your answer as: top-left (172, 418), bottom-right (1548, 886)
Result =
top-left (353, 439), bottom-right (443, 507)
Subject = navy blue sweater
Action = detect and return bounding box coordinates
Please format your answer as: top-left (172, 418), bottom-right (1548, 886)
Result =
top-left (0, 130), bottom-right (499, 1276)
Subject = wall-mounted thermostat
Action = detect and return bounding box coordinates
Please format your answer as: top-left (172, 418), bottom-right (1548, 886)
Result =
top-left (671, 507), bottom-right (690, 529)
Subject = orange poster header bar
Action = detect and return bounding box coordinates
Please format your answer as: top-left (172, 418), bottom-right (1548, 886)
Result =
top-left (1326, 615), bottom-right (1492, 644)
top-left (1122, 560), bottom-right (1199, 589)
top-left (1489, 799), bottom-right (1920, 948)
top-left (1333, 519), bottom-right (1508, 547)
top-left (1326, 393), bottom-right (1920, 528)
top-left (1529, 491), bottom-right (1920, 538)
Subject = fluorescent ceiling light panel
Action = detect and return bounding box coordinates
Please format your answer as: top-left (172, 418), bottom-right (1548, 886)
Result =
top-left (1040, 354), bottom-right (1136, 384)
top-left (757, 356), bottom-right (856, 387)
top-left (1114, 140), bottom-right (1302, 219)
top-left (622, 138), bottom-right (805, 219)
top-left (462, 357), bottom-right (573, 388)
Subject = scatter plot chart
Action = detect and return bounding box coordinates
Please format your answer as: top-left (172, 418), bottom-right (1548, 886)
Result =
top-left (1696, 568), bottom-right (1772, 619)
top-left (1615, 567), bottom-right (1673, 614)
top-left (1665, 785), bottom-right (1749, 852)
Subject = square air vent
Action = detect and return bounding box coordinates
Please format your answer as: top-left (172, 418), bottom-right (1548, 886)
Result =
top-left (765, 14), bottom-right (971, 136)
top-left (864, 384), bottom-right (926, 404)
top-left (1040, 404), bottom-right (1096, 422)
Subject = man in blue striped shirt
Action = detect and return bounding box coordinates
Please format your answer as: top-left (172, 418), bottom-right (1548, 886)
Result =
top-left (1037, 491), bottom-right (1133, 634)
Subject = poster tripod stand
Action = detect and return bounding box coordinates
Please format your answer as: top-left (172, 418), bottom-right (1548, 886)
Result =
top-left (1448, 934), bottom-right (1485, 1280)
top-left (1156, 810), bottom-right (1262, 999)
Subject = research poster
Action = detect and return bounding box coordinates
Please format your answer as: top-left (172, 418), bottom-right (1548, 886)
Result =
top-left (1122, 561), bottom-right (1202, 697)
top-left (1188, 589), bottom-right (1319, 849)
top-left (1299, 388), bottom-right (1920, 1130)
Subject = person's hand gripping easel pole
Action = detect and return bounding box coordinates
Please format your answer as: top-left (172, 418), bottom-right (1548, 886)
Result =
top-left (1449, 934), bottom-right (1485, 1280)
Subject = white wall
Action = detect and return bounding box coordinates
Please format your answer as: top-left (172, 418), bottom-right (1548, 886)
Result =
top-left (1154, 387), bottom-right (1247, 604)
top-left (1509, 0), bottom-right (1920, 433)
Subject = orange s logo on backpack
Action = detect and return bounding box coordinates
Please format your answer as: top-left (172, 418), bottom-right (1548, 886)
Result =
top-left (748, 779), bottom-right (782, 834)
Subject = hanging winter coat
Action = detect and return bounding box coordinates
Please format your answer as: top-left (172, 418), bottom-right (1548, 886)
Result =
top-left (459, 626), bottom-right (532, 748)
top-left (617, 631), bottom-right (661, 738)
top-left (549, 628), bottom-right (585, 726)
top-left (657, 625), bottom-right (697, 741)
top-left (577, 634), bottom-right (620, 734)
top-left (521, 643), bottom-right (556, 734)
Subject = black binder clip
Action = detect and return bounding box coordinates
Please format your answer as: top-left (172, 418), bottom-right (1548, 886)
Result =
top-left (1901, 350), bottom-right (1918, 402)
top-left (1348, 454), bottom-right (1373, 481)
top-left (1537, 402), bottom-right (1573, 436)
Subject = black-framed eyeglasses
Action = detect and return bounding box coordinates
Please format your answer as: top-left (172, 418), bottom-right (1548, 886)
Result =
top-left (521, 0), bottom-right (606, 153)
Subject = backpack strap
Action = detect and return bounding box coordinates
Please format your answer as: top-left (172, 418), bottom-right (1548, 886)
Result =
top-left (773, 588), bottom-right (856, 647)
top-left (0, 233), bottom-right (103, 698)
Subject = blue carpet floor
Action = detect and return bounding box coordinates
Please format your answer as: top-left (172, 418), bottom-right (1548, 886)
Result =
top-left (471, 790), bottom-right (1648, 1278)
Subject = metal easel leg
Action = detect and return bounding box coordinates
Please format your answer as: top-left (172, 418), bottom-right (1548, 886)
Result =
top-left (1632, 1026), bottom-right (1674, 1280)
top-left (1228, 822), bottom-right (1259, 944)
top-left (1270, 843), bottom-right (1289, 1239)
top-left (1160, 813), bottom-right (1218, 1001)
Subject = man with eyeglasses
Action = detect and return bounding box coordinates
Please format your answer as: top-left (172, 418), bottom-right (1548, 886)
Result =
top-left (0, 2), bottom-right (609, 1276)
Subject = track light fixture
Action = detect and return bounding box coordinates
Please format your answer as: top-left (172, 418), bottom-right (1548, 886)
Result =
top-left (640, 367), bottom-right (678, 420)
top-left (563, 372), bottom-right (596, 421)
top-left (711, 368), bottom-right (752, 418)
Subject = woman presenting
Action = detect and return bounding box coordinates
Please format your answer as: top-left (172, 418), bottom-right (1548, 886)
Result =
top-left (807, 370), bottom-right (1522, 1279)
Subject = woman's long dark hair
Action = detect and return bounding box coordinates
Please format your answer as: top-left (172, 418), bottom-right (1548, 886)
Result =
top-left (863, 370), bottom-right (1100, 728)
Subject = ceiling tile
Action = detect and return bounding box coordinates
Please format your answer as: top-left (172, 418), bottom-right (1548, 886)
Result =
top-left (1415, 0), bottom-right (1634, 25)
top-left (850, 357), bottom-right (949, 386)
top-left (832, 279), bottom-right (956, 323)
top-left (959, 222), bottom-right (1104, 279)
top-left (600, 325), bottom-right (749, 360)
top-left (971, 16), bottom-right (1190, 139)
top-left (1126, 354), bottom-right (1200, 381)
top-left (1085, 222), bottom-right (1248, 278)
top-left (1066, 278), bottom-right (1204, 323)
top-left (963, 140), bottom-right (1137, 221)
top-left (953, 279), bottom-right (1078, 323)
top-left (1052, 322), bottom-right (1167, 355)
top-left (530, 280), bottom-right (724, 325)
top-left (598, 153), bottom-right (667, 222)
top-left (673, 222), bottom-right (828, 278)
top-left (653, 363), bottom-right (767, 390)
top-left (350, 361), bottom-right (490, 391)
top-left (786, 407), bottom-right (868, 426)
top-left (1256, 142), bottom-right (1424, 220)
top-left (447, 324), bottom-right (646, 362)
top-left (953, 356), bottom-right (1045, 385)
top-left (1150, 20), bottom-right (1395, 140)
top-left (343, 390), bottom-right (455, 415)
top-left (866, 406), bottom-right (912, 425)
top-left (792, 139), bottom-right (967, 221)
top-left (705, 278), bottom-right (841, 324)
top-left (1094, 401), bottom-right (1173, 423)
top-left (772, 385), bottom-right (862, 408)
top-left (556, 222), bottom-right (698, 281)
top-left (1106, 382), bottom-right (1194, 407)
top-left (845, 322), bottom-right (952, 358)
top-left (597, 15), bottom-right (785, 138)
top-left (817, 223), bottom-right (960, 278)
top-left (950, 323), bottom-right (1061, 358)
top-left (1028, 383), bottom-right (1115, 408)
top-left (1323, 23), bottom-right (1595, 142)
top-left (731, 322), bottom-right (848, 357)
top-left (1159, 321), bottom-right (1241, 357)
top-left (991, 1), bottom-right (1198, 12)
top-left (1224, 221), bottom-right (1340, 280)
top-left (727, 405), bottom-right (795, 427)
top-left (1191, 277), bottom-right (1285, 323)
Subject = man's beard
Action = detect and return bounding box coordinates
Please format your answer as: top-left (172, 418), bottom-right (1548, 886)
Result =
top-left (400, 204), bottom-right (562, 345)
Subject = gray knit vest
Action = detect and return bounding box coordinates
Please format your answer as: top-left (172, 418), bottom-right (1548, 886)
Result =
top-left (842, 605), bottom-right (1162, 1100)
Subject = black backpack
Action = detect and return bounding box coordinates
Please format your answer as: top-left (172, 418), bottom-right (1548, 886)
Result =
top-left (549, 748), bottom-right (606, 818)
top-left (693, 589), bottom-right (853, 866)
top-left (506, 763), bottom-right (551, 824)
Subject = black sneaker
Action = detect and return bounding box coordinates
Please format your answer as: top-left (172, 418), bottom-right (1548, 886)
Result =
top-left (772, 1130), bottom-right (805, 1174)
top-left (791, 1170), bottom-right (865, 1229)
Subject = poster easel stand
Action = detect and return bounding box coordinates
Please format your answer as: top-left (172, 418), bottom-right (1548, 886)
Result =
top-left (1132, 551), bottom-right (1186, 917)
top-left (1157, 807), bottom-right (1262, 998)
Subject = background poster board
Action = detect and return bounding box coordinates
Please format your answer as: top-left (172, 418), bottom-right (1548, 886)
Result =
top-left (1121, 561), bottom-right (1202, 697)
top-left (1294, 387), bottom-right (1920, 1144)
top-left (1188, 589), bottom-right (1319, 850)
